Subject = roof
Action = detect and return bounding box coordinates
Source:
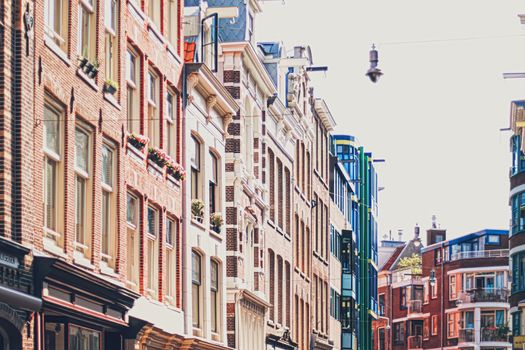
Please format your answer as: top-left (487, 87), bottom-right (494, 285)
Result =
top-left (446, 229), bottom-right (508, 246)
top-left (422, 229), bottom-right (508, 252)
top-left (258, 42), bottom-right (282, 59)
top-left (381, 245), bottom-right (404, 272)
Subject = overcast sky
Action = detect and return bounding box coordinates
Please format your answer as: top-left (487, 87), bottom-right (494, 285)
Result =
top-left (257, 0), bottom-right (525, 242)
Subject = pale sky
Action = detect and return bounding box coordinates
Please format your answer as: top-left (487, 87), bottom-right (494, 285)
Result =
top-left (257, 0), bottom-right (525, 242)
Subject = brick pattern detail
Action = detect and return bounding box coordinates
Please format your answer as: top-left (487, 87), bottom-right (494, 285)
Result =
top-left (223, 70), bottom-right (240, 83)
top-left (225, 138), bottom-right (240, 153)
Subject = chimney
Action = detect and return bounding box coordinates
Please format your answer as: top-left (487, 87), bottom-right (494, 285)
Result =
top-left (398, 229), bottom-right (403, 242)
top-left (414, 224), bottom-right (420, 239)
top-left (294, 46), bottom-right (305, 59)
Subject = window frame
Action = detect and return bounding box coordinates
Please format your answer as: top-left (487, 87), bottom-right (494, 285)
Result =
top-left (126, 47), bottom-right (141, 134)
top-left (210, 259), bottom-right (220, 334)
top-left (101, 141), bottom-right (117, 269)
top-left (147, 69), bottom-right (160, 148)
top-left (43, 99), bottom-right (65, 249)
top-left (78, 0), bottom-right (97, 61)
top-left (126, 192), bottom-right (140, 290)
top-left (74, 123), bottom-right (93, 258)
top-left (192, 250), bottom-right (202, 328)
top-left (146, 205), bottom-right (159, 299)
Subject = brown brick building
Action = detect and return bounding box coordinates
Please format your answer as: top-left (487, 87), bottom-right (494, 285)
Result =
top-left (0, 0), bottom-right (188, 346)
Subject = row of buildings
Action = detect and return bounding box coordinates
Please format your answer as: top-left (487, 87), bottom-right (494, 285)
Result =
top-left (0, 0), bottom-right (379, 349)
top-left (373, 224), bottom-right (512, 350)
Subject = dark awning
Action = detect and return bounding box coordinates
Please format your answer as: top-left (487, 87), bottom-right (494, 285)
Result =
top-left (0, 284), bottom-right (41, 311)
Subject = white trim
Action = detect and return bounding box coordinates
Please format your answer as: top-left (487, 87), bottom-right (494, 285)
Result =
top-left (511, 183), bottom-right (525, 198)
top-left (510, 245), bottom-right (525, 256)
top-left (446, 303), bottom-right (510, 312)
top-left (447, 266), bottom-right (509, 275)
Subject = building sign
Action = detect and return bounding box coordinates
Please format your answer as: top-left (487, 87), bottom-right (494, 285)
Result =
top-left (514, 335), bottom-right (525, 349)
top-left (0, 252), bottom-right (19, 269)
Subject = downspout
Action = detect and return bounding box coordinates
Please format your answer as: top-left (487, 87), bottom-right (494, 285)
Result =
top-left (440, 246), bottom-right (444, 350)
top-left (181, 64), bottom-right (188, 335)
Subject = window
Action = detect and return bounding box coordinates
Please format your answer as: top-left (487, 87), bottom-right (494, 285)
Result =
top-left (449, 275), bottom-right (457, 300)
top-left (513, 312), bottom-right (522, 336)
top-left (165, 90), bottom-right (177, 157)
top-left (393, 322), bottom-right (404, 343)
top-left (74, 126), bottom-right (92, 257)
top-left (147, 0), bottom-right (161, 28)
top-left (447, 313), bottom-right (458, 338)
top-left (423, 318), bottom-right (430, 339)
top-left (147, 70), bottom-right (160, 147)
top-left (210, 260), bottom-right (219, 333)
top-left (268, 149), bottom-right (275, 222)
top-left (432, 315), bottom-right (438, 335)
top-left (486, 234), bottom-right (500, 244)
top-left (400, 287), bottom-right (407, 309)
top-left (513, 252), bottom-right (525, 293)
top-left (166, 0), bottom-right (178, 48)
top-left (378, 328), bottom-right (385, 350)
top-left (146, 206), bottom-right (159, 298)
top-left (191, 136), bottom-right (201, 200)
top-left (512, 192), bottom-right (525, 235)
top-left (126, 49), bottom-right (140, 133)
top-left (44, 101), bottom-right (64, 247)
top-left (512, 135), bottom-right (525, 175)
top-left (101, 143), bottom-right (116, 268)
top-left (192, 251), bottom-right (202, 328)
top-left (69, 325), bottom-right (100, 350)
top-left (165, 218), bottom-right (177, 306)
top-left (201, 14), bottom-right (218, 71)
top-left (431, 279), bottom-right (438, 299)
top-left (78, 0), bottom-right (97, 62)
top-left (209, 152), bottom-right (219, 215)
top-left (378, 294), bottom-right (385, 316)
top-left (104, 0), bottom-right (118, 84)
top-left (126, 193), bottom-right (140, 290)
top-left (45, 322), bottom-right (66, 349)
top-left (44, 0), bottom-right (68, 51)
top-left (424, 281), bottom-right (429, 304)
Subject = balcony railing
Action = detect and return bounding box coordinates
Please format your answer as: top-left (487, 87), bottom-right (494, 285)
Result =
top-left (450, 249), bottom-right (508, 261)
top-left (391, 268), bottom-right (422, 284)
top-left (481, 328), bottom-right (509, 342)
top-left (408, 300), bottom-right (423, 314)
top-left (459, 328), bottom-right (475, 343)
top-left (407, 335), bottom-right (422, 349)
top-left (458, 288), bottom-right (509, 304)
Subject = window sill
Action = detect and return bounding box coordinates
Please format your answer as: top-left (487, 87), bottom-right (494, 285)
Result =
top-left (44, 37), bottom-right (71, 66)
top-left (147, 159), bottom-right (165, 178)
top-left (127, 143), bottom-right (146, 164)
top-left (211, 332), bottom-right (220, 342)
top-left (193, 328), bottom-right (203, 337)
top-left (209, 229), bottom-right (223, 241)
top-left (76, 69), bottom-right (99, 92)
top-left (100, 262), bottom-right (118, 278)
top-left (103, 92), bottom-right (121, 110)
top-left (43, 236), bottom-right (67, 259)
top-left (166, 174), bottom-right (181, 188)
top-left (191, 219), bottom-right (206, 231)
top-left (73, 251), bottom-right (94, 270)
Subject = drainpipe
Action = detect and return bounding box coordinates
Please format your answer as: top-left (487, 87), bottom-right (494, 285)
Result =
top-left (440, 247), bottom-right (444, 350)
top-left (181, 64), bottom-right (189, 335)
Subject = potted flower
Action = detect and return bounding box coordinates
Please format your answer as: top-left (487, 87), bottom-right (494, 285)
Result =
top-left (88, 60), bottom-right (99, 79)
top-left (210, 212), bottom-right (223, 233)
top-left (148, 147), bottom-right (170, 168)
top-left (192, 199), bottom-right (204, 222)
top-left (127, 133), bottom-right (149, 151)
top-left (104, 79), bottom-right (119, 95)
top-left (166, 160), bottom-right (186, 181)
top-left (78, 55), bottom-right (89, 69)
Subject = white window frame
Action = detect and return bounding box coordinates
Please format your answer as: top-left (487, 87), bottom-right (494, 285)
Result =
top-left (146, 206), bottom-right (159, 299)
top-left (192, 250), bottom-right (202, 329)
top-left (44, 0), bottom-right (68, 51)
top-left (101, 141), bottom-right (117, 270)
top-left (74, 124), bottom-right (92, 259)
top-left (43, 100), bottom-right (65, 250)
top-left (147, 70), bottom-right (160, 147)
top-left (78, 0), bottom-right (97, 61)
top-left (126, 192), bottom-right (140, 291)
top-left (165, 219), bottom-right (177, 306)
top-left (104, 0), bottom-right (118, 83)
top-left (165, 89), bottom-right (177, 157)
top-left (126, 48), bottom-right (140, 133)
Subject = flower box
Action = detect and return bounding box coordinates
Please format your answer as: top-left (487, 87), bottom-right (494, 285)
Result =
top-left (127, 133), bottom-right (149, 151)
top-left (147, 159), bottom-right (164, 178)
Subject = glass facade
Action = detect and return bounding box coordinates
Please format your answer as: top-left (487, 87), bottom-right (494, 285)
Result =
top-left (512, 135), bottom-right (525, 175)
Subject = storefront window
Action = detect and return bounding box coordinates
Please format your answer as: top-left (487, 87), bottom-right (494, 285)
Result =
top-left (69, 325), bottom-right (100, 350)
top-left (45, 323), bottom-right (66, 350)
top-left (512, 252), bottom-right (525, 293)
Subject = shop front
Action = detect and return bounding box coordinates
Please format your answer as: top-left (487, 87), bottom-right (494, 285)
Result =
top-left (33, 256), bottom-right (143, 350)
top-left (0, 237), bottom-right (42, 350)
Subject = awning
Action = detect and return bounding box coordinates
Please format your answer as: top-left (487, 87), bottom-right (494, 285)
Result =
top-left (0, 284), bottom-right (41, 311)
